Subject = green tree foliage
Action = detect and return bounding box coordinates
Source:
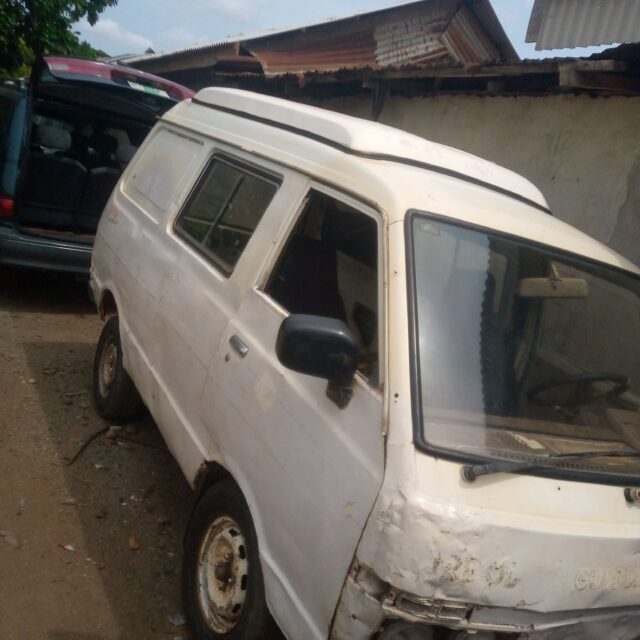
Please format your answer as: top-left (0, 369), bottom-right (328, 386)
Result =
top-left (68, 38), bottom-right (107, 59)
top-left (0, 0), bottom-right (116, 75)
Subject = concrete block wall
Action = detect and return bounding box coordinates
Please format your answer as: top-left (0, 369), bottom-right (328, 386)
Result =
top-left (315, 94), bottom-right (640, 267)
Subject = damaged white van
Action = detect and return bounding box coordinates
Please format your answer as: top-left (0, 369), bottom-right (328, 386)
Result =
top-left (90, 88), bottom-right (640, 640)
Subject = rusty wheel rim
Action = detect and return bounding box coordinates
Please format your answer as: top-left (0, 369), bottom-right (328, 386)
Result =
top-left (98, 338), bottom-right (118, 398)
top-left (197, 515), bottom-right (249, 633)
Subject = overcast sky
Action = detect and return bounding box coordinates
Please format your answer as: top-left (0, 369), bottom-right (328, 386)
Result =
top-left (76, 0), bottom-right (609, 60)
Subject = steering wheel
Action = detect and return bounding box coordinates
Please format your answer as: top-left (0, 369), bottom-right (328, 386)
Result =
top-left (527, 372), bottom-right (629, 407)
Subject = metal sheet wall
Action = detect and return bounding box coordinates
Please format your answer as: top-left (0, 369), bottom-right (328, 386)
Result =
top-left (528, 0), bottom-right (640, 50)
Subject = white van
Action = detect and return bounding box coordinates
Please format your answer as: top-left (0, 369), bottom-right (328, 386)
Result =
top-left (90, 88), bottom-right (640, 640)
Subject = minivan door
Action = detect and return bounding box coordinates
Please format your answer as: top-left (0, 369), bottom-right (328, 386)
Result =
top-left (207, 186), bottom-right (385, 639)
top-left (14, 57), bottom-right (193, 237)
top-left (0, 84), bottom-right (28, 216)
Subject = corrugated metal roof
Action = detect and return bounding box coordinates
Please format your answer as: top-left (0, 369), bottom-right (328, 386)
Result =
top-left (249, 1), bottom-right (460, 75)
top-left (165, 42), bottom-right (640, 97)
top-left (249, 23), bottom-right (379, 75)
top-left (124, 1), bottom-right (438, 66)
top-left (373, 1), bottom-right (453, 66)
top-left (441, 5), bottom-right (499, 66)
top-left (122, 38), bottom-right (237, 65)
top-left (469, 0), bottom-right (517, 60)
top-left (127, 0), bottom-right (517, 74)
top-left (527, 0), bottom-right (640, 51)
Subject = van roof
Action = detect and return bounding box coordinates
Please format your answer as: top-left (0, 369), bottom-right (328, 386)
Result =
top-left (192, 88), bottom-right (549, 214)
top-left (165, 88), bottom-right (638, 275)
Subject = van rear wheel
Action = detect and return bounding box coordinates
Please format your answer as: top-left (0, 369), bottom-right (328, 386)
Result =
top-left (93, 315), bottom-right (143, 420)
top-left (183, 480), bottom-right (277, 640)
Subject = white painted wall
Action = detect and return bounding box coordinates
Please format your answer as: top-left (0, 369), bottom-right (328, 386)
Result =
top-left (314, 93), bottom-right (640, 267)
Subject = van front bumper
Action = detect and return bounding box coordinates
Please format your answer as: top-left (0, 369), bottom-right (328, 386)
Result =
top-left (383, 590), bottom-right (640, 636)
top-left (330, 449), bottom-right (640, 640)
top-left (331, 562), bottom-right (640, 639)
top-left (0, 223), bottom-right (92, 275)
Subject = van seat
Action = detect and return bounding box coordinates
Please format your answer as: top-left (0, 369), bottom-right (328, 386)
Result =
top-left (20, 151), bottom-right (87, 229)
top-left (116, 144), bottom-right (137, 169)
top-left (34, 125), bottom-right (72, 152)
top-left (88, 132), bottom-right (119, 169)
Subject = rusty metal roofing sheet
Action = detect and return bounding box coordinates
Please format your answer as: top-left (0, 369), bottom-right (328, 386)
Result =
top-left (469, 0), bottom-right (518, 59)
top-left (372, 1), bottom-right (453, 66)
top-left (126, 1), bottom-right (441, 67)
top-left (247, 1), bottom-right (509, 76)
top-left (526, 0), bottom-right (640, 50)
top-left (129, 0), bottom-right (517, 75)
top-left (248, 22), bottom-right (378, 75)
top-left (249, 1), bottom-right (458, 75)
top-left (441, 5), bottom-right (500, 65)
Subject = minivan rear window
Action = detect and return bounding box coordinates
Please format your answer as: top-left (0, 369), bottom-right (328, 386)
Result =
top-left (175, 156), bottom-right (279, 275)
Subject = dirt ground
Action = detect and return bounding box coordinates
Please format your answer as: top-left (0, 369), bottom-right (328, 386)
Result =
top-left (0, 266), bottom-right (194, 640)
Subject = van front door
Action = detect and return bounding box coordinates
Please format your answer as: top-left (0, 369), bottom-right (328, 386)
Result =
top-left (208, 187), bottom-right (385, 639)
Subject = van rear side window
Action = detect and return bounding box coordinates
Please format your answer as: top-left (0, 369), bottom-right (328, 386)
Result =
top-left (127, 128), bottom-right (202, 214)
top-left (175, 156), bottom-right (279, 275)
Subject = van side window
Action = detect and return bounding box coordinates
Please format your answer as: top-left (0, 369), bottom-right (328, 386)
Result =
top-left (175, 157), bottom-right (279, 275)
top-left (265, 190), bottom-right (380, 385)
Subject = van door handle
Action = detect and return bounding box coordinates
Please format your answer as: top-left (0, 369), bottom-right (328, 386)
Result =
top-left (229, 334), bottom-right (249, 358)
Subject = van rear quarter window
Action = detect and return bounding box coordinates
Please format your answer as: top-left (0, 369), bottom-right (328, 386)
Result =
top-left (174, 156), bottom-right (279, 275)
top-left (125, 128), bottom-right (202, 215)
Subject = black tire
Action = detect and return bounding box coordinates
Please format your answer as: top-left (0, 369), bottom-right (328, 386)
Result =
top-left (93, 315), bottom-right (143, 420)
top-left (183, 480), bottom-right (277, 640)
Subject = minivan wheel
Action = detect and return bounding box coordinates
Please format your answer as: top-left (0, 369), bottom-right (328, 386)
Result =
top-left (183, 481), bottom-right (276, 640)
top-left (93, 316), bottom-right (143, 420)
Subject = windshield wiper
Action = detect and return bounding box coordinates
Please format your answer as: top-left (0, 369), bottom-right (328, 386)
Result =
top-left (461, 450), bottom-right (640, 482)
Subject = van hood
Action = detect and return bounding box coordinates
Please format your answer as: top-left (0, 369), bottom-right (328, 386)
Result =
top-left (357, 452), bottom-right (640, 614)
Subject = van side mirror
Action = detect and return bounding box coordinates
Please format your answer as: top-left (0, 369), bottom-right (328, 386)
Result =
top-left (276, 314), bottom-right (358, 409)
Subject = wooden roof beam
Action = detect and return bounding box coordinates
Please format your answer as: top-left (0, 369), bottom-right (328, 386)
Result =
top-left (559, 62), bottom-right (640, 94)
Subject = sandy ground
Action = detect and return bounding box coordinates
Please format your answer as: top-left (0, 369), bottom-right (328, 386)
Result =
top-left (0, 267), bottom-right (194, 640)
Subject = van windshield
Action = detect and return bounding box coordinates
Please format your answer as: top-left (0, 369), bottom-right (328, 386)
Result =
top-left (409, 214), bottom-right (640, 482)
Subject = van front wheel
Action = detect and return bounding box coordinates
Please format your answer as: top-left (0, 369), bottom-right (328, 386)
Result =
top-left (183, 480), bottom-right (277, 640)
top-left (93, 316), bottom-right (143, 420)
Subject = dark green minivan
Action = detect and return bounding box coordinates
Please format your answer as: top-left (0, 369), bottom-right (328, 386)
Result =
top-left (0, 57), bottom-right (193, 274)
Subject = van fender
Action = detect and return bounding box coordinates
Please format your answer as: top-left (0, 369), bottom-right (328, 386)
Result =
top-left (183, 460), bottom-right (233, 545)
top-left (185, 455), bottom-right (303, 636)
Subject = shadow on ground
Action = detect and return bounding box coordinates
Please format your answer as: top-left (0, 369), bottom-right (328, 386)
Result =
top-left (1, 266), bottom-right (193, 639)
top-left (22, 337), bottom-right (194, 640)
top-left (3, 266), bottom-right (285, 640)
top-left (0, 266), bottom-right (94, 315)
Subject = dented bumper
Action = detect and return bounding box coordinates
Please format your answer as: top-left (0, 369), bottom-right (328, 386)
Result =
top-left (330, 451), bottom-right (640, 640)
top-left (331, 562), bottom-right (640, 640)
top-left (383, 591), bottom-right (640, 636)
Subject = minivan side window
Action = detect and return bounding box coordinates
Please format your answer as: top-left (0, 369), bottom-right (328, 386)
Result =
top-left (175, 156), bottom-right (279, 275)
top-left (264, 190), bottom-right (380, 385)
